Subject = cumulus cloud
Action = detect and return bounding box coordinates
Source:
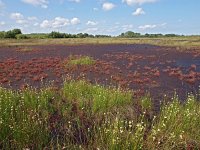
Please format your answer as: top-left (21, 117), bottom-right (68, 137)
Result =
top-left (28, 16), bottom-right (38, 21)
top-left (0, 21), bottom-right (5, 26)
top-left (40, 17), bottom-right (80, 28)
top-left (102, 2), bottom-right (115, 11)
top-left (132, 8), bottom-right (145, 16)
top-left (21, 0), bottom-right (48, 8)
top-left (16, 20), bottom-right (28, 24)
top-left (10, 12), bottom-right (38, 25)
top-left (0, 1), bottom-right (4, 16)
top-left (68, 0), bottom-right (80, 2)
top-left (122, 24), bottom-right (133, 30)
top-left (40, 17), bottom-right (70, 28)
top-left (10, 13), bottom-right (24, 20)
top-left (71, 17), bottom-right (80, 25)
top-left (83, 27), bottom-right (98, 33)
top-left (138, 24), bottom-right (156, 30)
top-left (138, 23), bottom-right (166, 30)
top-left (33, 22), bottom-right (39, 26)
top-left (86, 21), bottom-right (98, 26)
top-left (122, 0), bottom-right (157, 5)
top-left (0, 0), bottom-right (5, 9)
top-left (93, 7), bottom-right (99, 11)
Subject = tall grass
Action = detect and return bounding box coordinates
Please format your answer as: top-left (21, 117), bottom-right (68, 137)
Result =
top-left (63, 80), bottom-right (132, 113)
top-left (0, 81), bottom-right (200, 149)
top-left (1, 37), bottom-right (200, 50)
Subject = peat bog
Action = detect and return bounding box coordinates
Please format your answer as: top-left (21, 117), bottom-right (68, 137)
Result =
top-left (0, 44), bottom-right (199, 108)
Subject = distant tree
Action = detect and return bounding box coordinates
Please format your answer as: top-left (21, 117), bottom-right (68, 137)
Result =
top-left (88, 34), bottom-right (94, 38)
top-left (0, 31), bottom-right (5, 39)
top-left (4, 30), bottom-right (15, 38)
top-left (119, 31), bottom-right (141, 38)
top-left (16, 34), bottom-right (29, 39)
top-left (95, 34), bottom-right (111, 38)
top-left (48, 31), bottom-right (65, 38)
top-left (77, 33), bottom-right (85, 38)
top-left (12, 29), bottom-right (22, 35)
top-left (165, 34), bottom-right (177, 37)
top-left (3, 29), bottom-right (22, 38)
top-left (120, 33), bottom-right (125, 37)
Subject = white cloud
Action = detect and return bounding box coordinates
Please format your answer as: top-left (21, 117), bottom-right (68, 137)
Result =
top-left (10, 13), bottom-right (29, 25)
top-left (122, 0), bottom-right (157, 5)
top-left (10, 12), bottom-right (39, 26)
top-left (138, 23), bottom-right (166, 30)
top-left (93, 7), bottom-right (99, 11)
top-left (40, 17), bottom-right (70, 28)
top-left (21, 0), bottom-right (48, 8)
top-left (122, 24), bottom-right (133, 30)
top-left (40, 17), bottom-right (80, 28)
top-left (102, 2), bottom-right (115, 11)
top-left (86, 21), bottom-right (98, 26)
top-left (0, 0), bottom-right (5, 16)
top-left (0, 21), bottom-right (5, 26)
top-left (0, 0), bottom-right (5, 8)
top-left (16, 20), bottom-right (28, 24)
top-left (132, 8), bottom-right (145, 16)
top-left (138, 24), bottom-right (157, 30)
top-left (10, 13), bottom-right (24, 20)
top-left (71, 17), bottom-right (80, 25)
top-left (160, 23), bottom-right (167, 26)
top-left (83, 27), bottom-right (98, 33)
top-left (33, 22), bottom-right (39, 26)
top-left (28, 16), bottom-right (38, 21)
top-left (68, 0), bottom-right (80, 2)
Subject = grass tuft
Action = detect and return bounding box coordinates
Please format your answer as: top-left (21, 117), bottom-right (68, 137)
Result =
top-left (0, 81), bottom-right (200, 149)
top-left (68, 55), bottom-right (96, 65)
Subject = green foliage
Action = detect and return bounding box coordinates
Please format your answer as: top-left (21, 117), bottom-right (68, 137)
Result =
top-left (0, 31), bottom-right (5, 39)
top-left (12, 29), bottom-right (22, 35)
top-left (4, 30), bottom-right (16, 38)
top-left (146, 94), bottom-right (200, 149)
top-left (0, 87), bottom-right (53, 149)
top-left (0, 80), bottom-right (200, 149)
top-left (48, 31), bottom-right (66, 38)
top-left (3, 29), bottom-right (22, 39)
top-left (68, 56), bottom-right (96, 65)
top-left (120, 31), bottom-right (141, 38)
top-left (0, 28), bottom-right (183, 40)
top-left (95, 34), bottom-right (111, 38)
top-left (16, 34), bottom-right (29, 39)
top-left (63, 80), bottom-right (132, 113)
top-left (26, 33), bottom-right (49, 39)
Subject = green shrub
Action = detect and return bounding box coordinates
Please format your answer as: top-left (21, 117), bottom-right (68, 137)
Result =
top-left (68, 56), bottom-right (96, 65)
top-left (16, 34), bottom-right (29, 39)
top-left (3, 29), bottom-right (22, 39)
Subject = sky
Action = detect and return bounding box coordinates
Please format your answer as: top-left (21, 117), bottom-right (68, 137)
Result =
top-left (0, 0), bottom-right (200, 35)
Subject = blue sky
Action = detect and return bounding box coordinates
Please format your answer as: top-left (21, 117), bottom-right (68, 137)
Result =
top-left (0, 0), bottom-right (200, 35)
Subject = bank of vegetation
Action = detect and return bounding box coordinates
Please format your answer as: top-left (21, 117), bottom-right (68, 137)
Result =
top-left (0, 29), bottom-right (191, 39)
top-left (0, 80), bottom-right (200, 149)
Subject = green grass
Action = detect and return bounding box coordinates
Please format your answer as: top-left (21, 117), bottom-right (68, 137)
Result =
top-left (63, 80), bottom-right (132, 113)
top-left (68, 56), bottom-right (96, 65)
top-left (0, 80), bottom-right (200, 149)
top-left (1, 37), bottom-right (200, 50)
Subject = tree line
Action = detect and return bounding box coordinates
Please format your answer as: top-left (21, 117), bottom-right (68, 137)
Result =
top-left (118, 31), bottom-right (180, 38)
top-left (0, 29), bottom-right (187, 39)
